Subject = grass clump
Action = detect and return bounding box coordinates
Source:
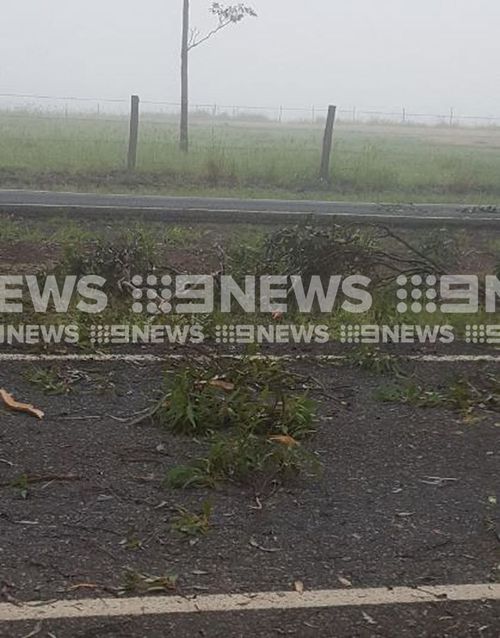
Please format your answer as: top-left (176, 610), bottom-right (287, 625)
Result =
top-left (24, 366), bottom-right (78, 395)
top-left (376, 383), bottom-right (444, 408)
top-left (171, 501), bottom-right (213, 537)
top-left (11, 474), bottom-right (30, 500)
top-left (203, 431), bottom-right (318, 483)
top-left (347, 346), bottom-right (401, 376)
top-left (158, 359), bottom-right (316, 439)
top-left (376, 372), bottom-right (500, 416)
top-left (159, 358), bottom-right (318, 488)
top-left (166, 432), bottom-right (318, 489)
top-left (119, 569), bottom-right (178, 595)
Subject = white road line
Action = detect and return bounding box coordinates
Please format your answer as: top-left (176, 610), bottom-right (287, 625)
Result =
top-left (0, 584), bottom-right (499, 623)
top-left (0, 353), bottom-right (498, 363)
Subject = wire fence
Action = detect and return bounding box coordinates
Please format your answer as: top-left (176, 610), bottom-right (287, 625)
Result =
top-left (2, 91), bottom-right (500, 185)
top-left (1, 92), bottom-right (500, 128)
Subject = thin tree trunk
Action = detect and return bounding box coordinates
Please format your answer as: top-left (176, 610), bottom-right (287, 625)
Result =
top-left (180, 0), bottom-right (189, 152)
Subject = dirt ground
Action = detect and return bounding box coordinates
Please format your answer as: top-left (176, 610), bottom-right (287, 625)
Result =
top-left (0, 215), bottom-right (498, 278)
top-left (0, 357), bottom-right (499, 637)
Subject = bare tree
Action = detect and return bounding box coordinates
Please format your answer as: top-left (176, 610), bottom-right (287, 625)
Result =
top-left (180, 1), bottom-right (257, 152)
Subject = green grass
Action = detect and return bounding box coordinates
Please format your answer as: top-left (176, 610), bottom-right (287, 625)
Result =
top-left (161, 358), bottom-right (319, 488)
top-left (1, 111), bottom-right (500, 203)
top-left (171, 502), bottom-right (213, 537)
top-left (376, 373), bottom-right (500, 416)
top-left (0, 214), bottom-right (206, 247)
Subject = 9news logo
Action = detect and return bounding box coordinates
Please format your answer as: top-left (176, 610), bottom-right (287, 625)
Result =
top-left (396, 274), bottom-right (500, 314)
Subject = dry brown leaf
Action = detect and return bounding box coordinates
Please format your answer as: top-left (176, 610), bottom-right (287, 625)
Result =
top-left (208, 378), bottom-right (235, 392)
top-left (196, 377), bottom-right (235, 392)
top-left (294, 580), bottom-right (305, 594)
top-left (269, 434), bottom-right (299, 447)
top-left (0, 389), bottom-right (44, 420)
top-left (272, 310), bottom-right (284, 321)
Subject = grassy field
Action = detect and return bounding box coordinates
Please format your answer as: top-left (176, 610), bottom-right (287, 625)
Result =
top-left (1, 110), bottom-right (500, 203)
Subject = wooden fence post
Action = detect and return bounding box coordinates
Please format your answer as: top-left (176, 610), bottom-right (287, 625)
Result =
top-left (127, 95), bottom-right (140, 171)
top-left (320, 105), bottom-right (337, 181)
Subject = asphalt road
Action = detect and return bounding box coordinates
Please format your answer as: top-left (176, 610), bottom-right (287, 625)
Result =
top-left (1, 357), bottom-right (499, 637)
top-left (0, 189), bottom-right (498, 227)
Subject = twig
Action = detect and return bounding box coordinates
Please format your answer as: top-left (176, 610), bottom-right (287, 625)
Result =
top-left (20, 622), bottom-right (43, 638)
top-left (375, 225), bottom-right (445, 273)
top-left (126, 392), bottom-right (170, 426)
top-left (0, 474), bottom-right (80, 487)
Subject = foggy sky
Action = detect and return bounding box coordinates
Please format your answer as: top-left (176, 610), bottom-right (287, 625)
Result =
top-left (1, 0), bottom-right (500, 116)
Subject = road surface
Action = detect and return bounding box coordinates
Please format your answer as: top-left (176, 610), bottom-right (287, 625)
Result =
top-left (0, 189), bottom-right (498, 227)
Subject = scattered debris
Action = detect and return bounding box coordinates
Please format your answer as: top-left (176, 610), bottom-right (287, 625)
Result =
top-left (269, 434), bottom-right (299, 447)
top-left (20, 622), bottom-right (43, 638)
top-left (249, 537), bottom-right (282, 553)
top-left (66, 583), bottom-right (100, 592)
top-left (1, 474), bottom-right (81, 488)
top-left (338, 576), bottom-right (353, 588)
top-left (0, 580), bottom-right (19, 605)
top-left (419, 477), bottom-right (459, 487)
top-left (119, 532), bottom-right (143, 551)
top-left (0, 388), bottom-right (44, 420)
top-left (171, 502), bottom-right (213, 537)
top-left (119, 569), bottom-right (177, 595)
top-left (249, 496), bottom-right (263, 510)
top-left (197, 377), bottom-right (236, 392)
top-left (361, 611), bottom-right (377, 625)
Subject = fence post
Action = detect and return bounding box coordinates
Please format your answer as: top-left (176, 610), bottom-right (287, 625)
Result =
top-left (127, 95), bottom-right (140, 171)
top-left (449, 107), bottom-right (454, 127)
top-left (320, 105), bottom-right (337, 181)
top-left (402, 107), bottom-right (406, 124)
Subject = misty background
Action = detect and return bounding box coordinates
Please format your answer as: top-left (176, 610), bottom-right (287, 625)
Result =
top-left (1, 0), bottom-right (499, 117)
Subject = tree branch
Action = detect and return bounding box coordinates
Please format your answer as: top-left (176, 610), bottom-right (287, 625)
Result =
top-left (188, 2), bottom-right (257, 51)
top-left (188, 19), bottom-right (232, 50)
